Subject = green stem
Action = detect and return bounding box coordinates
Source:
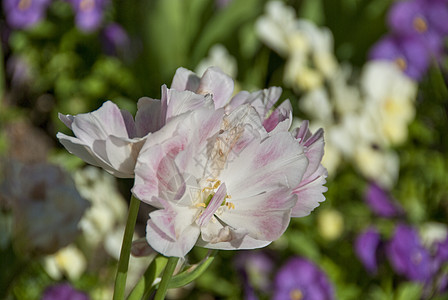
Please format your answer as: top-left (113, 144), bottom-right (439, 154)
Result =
top-left (154, 257), bottom-right (179, 300)
top-left (113, 195), bottom-right (140, 300)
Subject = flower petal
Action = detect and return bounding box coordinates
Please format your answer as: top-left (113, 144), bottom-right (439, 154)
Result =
top-left (219, 187), bottom-right (296, 241)
top-left (57, 133), bottom-right (119, 176)
top-left (105, 135), bottom-right (146, 178)
top-left (197, 67), bottom-right (234, 109)
top-left (263, 99), bottom-right (292, 133)
top-left (222, 131), bottom-right (307, 199)
top-left (198, 223), bottom-right (271, 250)
top-left (292, 165), bottom-right (328, 217)
top-left (166, 89), bottom-right (212, 120)
top-left (197, 183), bottom-right (227, 227)
top-left (171, 67), bottom-right (200, 92)
top-left (135, 96), bottom-right (163, 137)
top-left (70, 101), bottom-right (130, 146)
top-left (146, 207), bottom-right (200, 257)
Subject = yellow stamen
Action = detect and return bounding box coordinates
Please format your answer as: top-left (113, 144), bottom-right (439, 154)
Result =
top-left (18, 0), bottom-right (32, 11)
top-left (79, 0), bottom-right (95, 12)
top-left (290, 289), bottom-right (303, 300)
top-left (395, 57), bottom-right (407, 71)
top-left (225, 202), bottom-right (235, 209)
top-left (413, 16), bottom-right (427, 33)
top-left (195, 203), bottom-right (206, 208)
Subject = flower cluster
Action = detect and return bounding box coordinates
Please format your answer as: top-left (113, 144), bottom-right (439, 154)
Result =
top-left (355, 184), bottom-right (448, 295)
top-left (235, 251), bottom-right (335, 300)
top-left (3, 0), bottom-right (113, 33)
top-left (257, 1), bottom-right (418, 188)
top-left (256, 1), bottom-right (338, 91)
top-left (370, 0), bottom-right (448, 80)
top-left (57, 66), bottom-right (328, 258)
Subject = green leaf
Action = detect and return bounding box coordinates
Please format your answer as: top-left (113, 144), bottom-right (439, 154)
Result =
top-left (192, 0), bottom-right (263, 66)
top-left (395, 282), bottom-right (423, 300)
top-left (167, 250), bottom-right (216, 289)
top-left (127, 255), bottom-right (168, 300)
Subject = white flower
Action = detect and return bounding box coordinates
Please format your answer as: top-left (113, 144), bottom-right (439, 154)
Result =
top-left (195, 44), bottom-right (238, 79)
top-left (43, 245), bottom-right (87, 280)
top-left (361, 61), bottom-right (417, 146)
top-left (74, 167), bottom-right (128, 248)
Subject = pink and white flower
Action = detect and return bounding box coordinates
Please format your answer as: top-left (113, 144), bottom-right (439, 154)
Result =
top-left (132, 104), bottom-right (309, 257)
top-left (57, 100), bottom-right (160, 178)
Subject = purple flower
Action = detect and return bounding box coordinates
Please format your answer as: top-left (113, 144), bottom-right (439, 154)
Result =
top-left (435, 235), bottom-right (448, 266)
top-left (101, 23), bottom-right (130, 57)
top-left (42, 283), bottom-right (89, 300)
top-left (369, 34), bottom-right (430, 80)
top-left (66, 0), bottom-right (109, 32)
top-left (388, 0), bottom-right (448, 44)
top-left (364, 183), bottom-right (403, 218)
top-left (355, 227), bottom-right (381, 274)
top-left (3, 0), bottom-right (51, 29)
top-left (387, 224), bottom-right (434, 283)
top-left (274, 257), bottom-right (334, 300)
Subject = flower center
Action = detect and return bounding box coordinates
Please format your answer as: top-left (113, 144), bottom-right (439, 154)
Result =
top-left (413, 16), bottom-right (427, 33)
top-left (394, 57), bottom-right (407, 71)
top-left (79, 0), bottom-right (95, 12)
top-left (18, 0), bottom-right (32, 11)
top-left (195, 180), bottom-right (233, 226)
top-left (290, 289), bottom-right (303, 300)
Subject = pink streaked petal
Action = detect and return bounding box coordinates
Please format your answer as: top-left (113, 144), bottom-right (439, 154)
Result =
top-left (250, 87), bottom-right (282, 118)
top-left (302, 129), bottom-right (325, 179)
top-left (148, 208), bottom-right (178, 240)
top-left (170, 67), bottom-right (200, 92)
top-left (197, 183), bottom-right (227, 227)
top-left (219, 208), bottom-right (292, 241)
top-left (197, 67), bottom-right (234, 109)
top-left (198, 225), bottom-right (271, 250)
top-left (263, 99), bottom-right (292, 132)
top-left (71, 101), bottom-right (129, 146)
top-left (105, 136), bottom-right (146, 178)
top-left (223, 131), bottom-right (307, 198)
top-left (58, 113), bottom-right (74, 129)
top-left (166, 89), bottom-right (212, 120)
top-left (175, 108), bottom-right (224, 175)
top-left (292, 165), bottom-right (328, 217)
top-left (226, 186), bottom-right (297, 211)
top-left (294, 120), bottom-right (311, 142)
top-left (133, 135), bottom-right (187, 205)
top-left (135, 96), bottom-right (163, 137)
top-left (147, 217), bottom-right (200, 258)
top-left (219, 188), bottom-right (296, 241)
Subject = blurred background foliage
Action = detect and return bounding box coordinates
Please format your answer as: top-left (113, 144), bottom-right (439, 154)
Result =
top-left (1, 0), bottom-right (448, 299)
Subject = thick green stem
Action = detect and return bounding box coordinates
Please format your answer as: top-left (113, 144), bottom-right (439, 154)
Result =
top-left (113, 195), bottom-right (140, 300)
top-left (154, 257), bottom-right (179, 300)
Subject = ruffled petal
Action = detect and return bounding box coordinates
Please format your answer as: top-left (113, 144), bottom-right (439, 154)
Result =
top-left (170, 67), bottom-right (200, 92)
top-left (292, 165), bottom-right (328, 217)
top-left (197, 67), bottom-right (234, 109)
top-left (166, 89), bottom-right (212, 120)
top-left (263, 99), bottom-right (292, 133)
top-left (71, 101), bottom-right (130, 146)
